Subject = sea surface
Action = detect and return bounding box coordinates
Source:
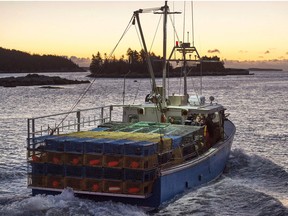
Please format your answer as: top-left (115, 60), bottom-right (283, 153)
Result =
top-left (0, 71), bottom-right (287, 216)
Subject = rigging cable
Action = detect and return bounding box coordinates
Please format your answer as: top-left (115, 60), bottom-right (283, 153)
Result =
top-left (182, 1), bottom-right (186, 45)
top-left (134, 12), bottom-right (167, 125)
top-left (167, 13), bottom-right (182, 95)
top-left (134, 23), bottom-right (144, 52)
top-left (189, 0), bottom-right (199, 97)
top-left (132, 16), bottom-right (161, 125)
top-left (149, 14), bottom-right (163, 53)
top-left (191, 1), bottom-right (195, 47)
top-left (168, 14), bottom-right (181, 42)
top-left (178, 1), bottom-right (186, 95)
top-left (187, 67), bottom-right (200, 97)
top-left (50, 15), bottom-right (135, 135)
top-left (134, 23), bottom-right (156, 94)
top-left (167, 2), bottom-right (174, 97)
top-left (167, 13), bottom-right (183, 96)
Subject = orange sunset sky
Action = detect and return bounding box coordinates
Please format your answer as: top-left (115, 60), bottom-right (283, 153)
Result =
top-left (1, 1), bottom-right (288, 70)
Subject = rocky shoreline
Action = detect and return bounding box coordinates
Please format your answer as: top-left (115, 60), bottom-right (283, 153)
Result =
top-left (88, 68), bottom-right (251, 78)
top-left (0, 74), bottom-right (90, 87)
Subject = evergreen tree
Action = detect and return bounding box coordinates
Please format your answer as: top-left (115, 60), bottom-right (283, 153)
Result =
top-left (0, 47), bottom-right (84, 72)
top-left (89, 52), bottom-right (103, 74)
top-left (89, 48), bottom-right (170, 77)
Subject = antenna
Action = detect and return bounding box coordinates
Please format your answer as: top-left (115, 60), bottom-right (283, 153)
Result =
top-left (191, 1), bottom-right (195, 47)
top-left (182, 1), bottom-right (186, 45)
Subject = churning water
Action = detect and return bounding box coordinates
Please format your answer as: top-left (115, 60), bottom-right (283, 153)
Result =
top-left (0, 71), bottom-right (287, 215)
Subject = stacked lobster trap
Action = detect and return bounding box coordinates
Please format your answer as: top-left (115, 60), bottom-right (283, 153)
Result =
top-left (27, 122), bottom-right (204, 196)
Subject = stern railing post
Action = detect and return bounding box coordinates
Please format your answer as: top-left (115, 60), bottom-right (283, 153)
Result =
top-left (76, 111), bottom-right (81, 132)
top-left (109, 105), bottom-right (113, 122)
top-left (100, 107), bottom-right (104, 124)
top-left (31, 119), bottom-right (35, 140)
top-left (27, 119), bottom-right (30, 147)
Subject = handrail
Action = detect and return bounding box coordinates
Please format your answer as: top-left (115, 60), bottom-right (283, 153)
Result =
top-left (27, 105), bottom-right (116, 120)
top-left (27, 105), bottom-right (125, 148)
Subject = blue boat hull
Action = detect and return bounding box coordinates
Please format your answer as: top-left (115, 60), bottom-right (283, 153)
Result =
top-left (159, 132), bottom-right (234, 205)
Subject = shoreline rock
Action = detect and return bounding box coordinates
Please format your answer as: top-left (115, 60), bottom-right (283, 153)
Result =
top-left (88, 68), bottom-right (251, 78)
top-left (0, 74), bottom-right (90, 87)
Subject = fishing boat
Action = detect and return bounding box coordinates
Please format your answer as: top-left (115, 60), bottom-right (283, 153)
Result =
top-left (27, 1), bottom-right (236, 210)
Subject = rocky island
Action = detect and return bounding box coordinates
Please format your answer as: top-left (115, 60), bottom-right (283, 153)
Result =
top-left (89, 50), bottom-right (251, 78)
top-left (0, 74), bottom-right (90, 87)
top-left (0, 47), bottom-right (85, 73)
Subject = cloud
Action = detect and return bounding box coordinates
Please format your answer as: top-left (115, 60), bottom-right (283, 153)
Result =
top-left (264, 50), bottom-right (270, 54)
top-left (286, 52), bottom-right (288, 55)
top-left (239, 50), bottom-right (248, 53)
top-left (207, 49), bottom-right (220, 53)
top-left (224, 59), bottom-right (288, 71)
top-left (70, 56), bottom-right (91, 67)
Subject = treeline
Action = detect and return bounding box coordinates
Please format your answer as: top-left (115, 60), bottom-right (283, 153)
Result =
top-left (89, 48), bottom-right (171, 78)
top-left (89, 49), bottom-right (227, 78)
top-left (0, 47), bottom-right (85, 73)
top-left (194, 55), bottom-right (225, 72)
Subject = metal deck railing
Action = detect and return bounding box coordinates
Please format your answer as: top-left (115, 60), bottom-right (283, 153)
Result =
top-left (27, 105), bottom-right (124, 149)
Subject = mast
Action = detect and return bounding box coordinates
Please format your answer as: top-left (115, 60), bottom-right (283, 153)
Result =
top-left (134, 2), bottom-right (180, 108)
top-left (157, 1), bottom-right (180, 106)
top-left (162, 1), bottom-right (168, 107)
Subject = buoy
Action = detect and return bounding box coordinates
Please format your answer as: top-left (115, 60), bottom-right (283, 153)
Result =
top-left (130, 161), bottom-right (140, 169)
top-left (89, 159), bottom-right (100, 166)
top-left (128, 187), bottom-right (140, 194)
top-left (52, 157), bottom-right (61, 164)
top-left (92, 183), bottom-right (99, 191)
top-left (52, 180), bottom-right (59, 188)
top-left (161, 113), bottom-right (167, 123)
top-left (108, 186), bottom-right (121, 192)
top-left (72, 158), bottom-right (80, 165)
top-left (108, 161), bottom-right (119, 167)
top-left (204, 125), bottom-right (211, 148)
top-left (32, 155), bottom-right (40, 162)
top-left (204, 125), bottom-right (207, 137)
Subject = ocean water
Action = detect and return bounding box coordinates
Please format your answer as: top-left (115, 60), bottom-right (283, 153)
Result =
top-left (0, 71), bottom-right (287, 216)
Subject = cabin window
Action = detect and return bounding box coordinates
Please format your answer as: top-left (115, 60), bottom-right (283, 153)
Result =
top-left (185, 113), bottom-right (206, 126)
top-left (168, 116), bottom-right (182, 124)
top-left (128, 114), bottom-right (139, 123)
top-left (207, 111), bottom-right (224, 144)
top-left (210, 112), bottom-right (220, 124)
